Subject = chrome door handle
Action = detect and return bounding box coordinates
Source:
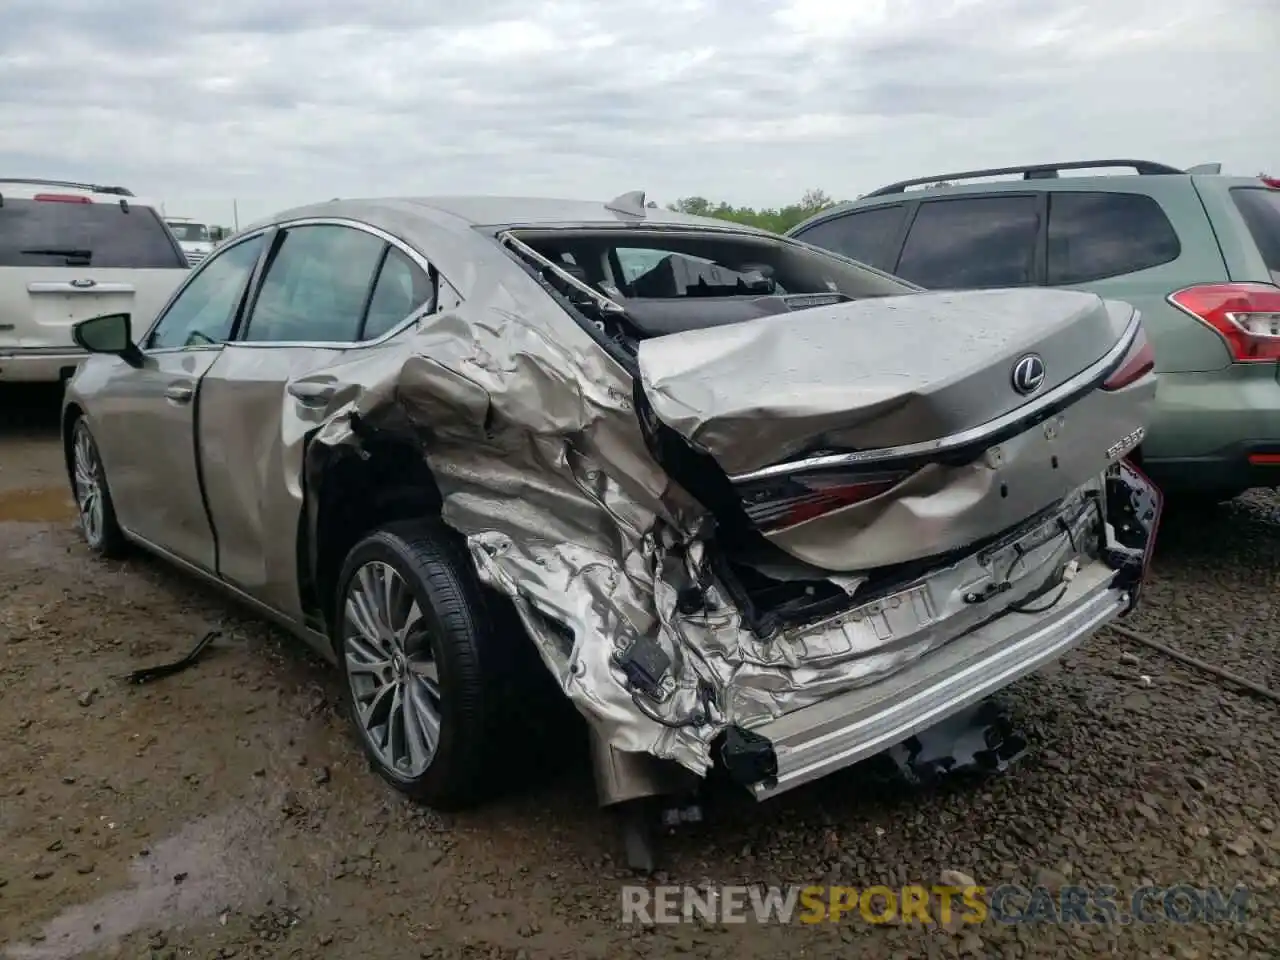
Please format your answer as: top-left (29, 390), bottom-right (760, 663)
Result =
top-left (287, 381), bottom-right (336, 407)
top-left (164, 382), bottom-right (194, 404)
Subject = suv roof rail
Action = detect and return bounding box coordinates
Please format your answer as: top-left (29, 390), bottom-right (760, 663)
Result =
top-left (0, 177), bottom-right (136, 197)
top-left (862, 159), bottom-right (1187, 198)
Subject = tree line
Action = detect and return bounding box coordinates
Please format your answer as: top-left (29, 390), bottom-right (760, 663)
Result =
top-left (666, 188), bottom-right (842, 233)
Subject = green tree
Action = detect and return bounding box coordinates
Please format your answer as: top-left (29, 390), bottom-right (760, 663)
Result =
top-left (666, 189), bottom-right (841, 233)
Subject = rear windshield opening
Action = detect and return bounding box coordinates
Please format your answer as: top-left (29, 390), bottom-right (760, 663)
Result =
top-left (0, 198), bottom-right (186, 269)
top-left (508, 228), bottom-right (912, 337)
top-left (1230, 187), bottom-right (1280, 284)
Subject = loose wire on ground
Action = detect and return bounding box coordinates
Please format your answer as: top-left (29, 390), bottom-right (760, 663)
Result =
top-left (1105, 623), bottom-right (1280, 705)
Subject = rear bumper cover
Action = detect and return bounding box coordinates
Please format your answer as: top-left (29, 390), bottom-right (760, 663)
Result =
top-left (736, 561), bottom-right (1126, 800)
top-left (722, 459), bottom-right (1160, 800)
top-left (0, 347), bottom-right (87, 383)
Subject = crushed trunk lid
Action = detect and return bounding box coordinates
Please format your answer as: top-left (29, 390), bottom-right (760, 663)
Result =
top-left (637, 288), bottom-right (1153, 572)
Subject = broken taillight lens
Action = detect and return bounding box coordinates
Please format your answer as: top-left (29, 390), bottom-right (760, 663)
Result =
top-left (1101, 325), bottom-right (1156, 390)
top-left (1168, 283), bottom-right (1280, 362)
top-left (738, 469), bottom-right (910, 531)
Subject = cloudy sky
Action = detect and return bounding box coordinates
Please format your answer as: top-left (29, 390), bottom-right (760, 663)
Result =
top-left (0, 0), bottom-right (1275, 226)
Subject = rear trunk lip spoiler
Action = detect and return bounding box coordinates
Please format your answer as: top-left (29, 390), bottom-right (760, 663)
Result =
top-left (730, 309), bottom-right (1145, 484)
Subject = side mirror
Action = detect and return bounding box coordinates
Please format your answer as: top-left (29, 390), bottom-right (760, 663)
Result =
top-left (72, 312), bottom-right (144, 368)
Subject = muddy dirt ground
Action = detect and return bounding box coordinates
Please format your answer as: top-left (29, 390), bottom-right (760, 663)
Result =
top-left (0, 384), bottom-right (1276, 960)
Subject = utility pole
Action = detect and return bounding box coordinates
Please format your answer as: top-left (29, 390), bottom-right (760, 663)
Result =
top-left (232, 199), bottom-right (240, 230)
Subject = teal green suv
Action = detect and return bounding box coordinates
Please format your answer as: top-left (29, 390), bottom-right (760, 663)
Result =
top-left (787, 160), bottom-right (1280, 502)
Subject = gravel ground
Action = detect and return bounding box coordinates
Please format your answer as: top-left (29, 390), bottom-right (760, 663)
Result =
top-left (0, 384), bottom-right (1276, 960)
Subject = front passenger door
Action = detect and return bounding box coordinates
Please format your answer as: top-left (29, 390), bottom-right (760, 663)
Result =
top-left (87, 233), bottom-right (266, 570)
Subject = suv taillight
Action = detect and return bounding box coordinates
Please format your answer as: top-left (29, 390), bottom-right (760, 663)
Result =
top-left (32, 193), bottom-right (92, 203)
top-left (1101, 325), bottom-right (1156, 390)
top-left (1168, 283), bottom-right (1280, 362)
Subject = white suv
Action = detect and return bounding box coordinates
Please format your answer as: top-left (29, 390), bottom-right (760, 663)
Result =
top-left (164, 217), bottom-right (216, 265)
top-left (0, 179), bottom-right (190, 383)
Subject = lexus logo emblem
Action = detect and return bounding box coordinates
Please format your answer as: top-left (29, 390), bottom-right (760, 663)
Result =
top-left (1011, 354), bottom-right (1046, 395)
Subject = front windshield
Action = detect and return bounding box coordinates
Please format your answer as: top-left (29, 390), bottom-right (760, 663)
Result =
top-left (168, 222), bottom-right (210, 242)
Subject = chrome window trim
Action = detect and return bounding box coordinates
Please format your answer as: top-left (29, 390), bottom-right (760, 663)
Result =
top-left (140, 229), bottom-right (270, 350)
top-left (233, 217), bottom-right (446, 349)
top-left (729, 309), bottom-right (1144, 484)
top-left (141, 217), bottom-right (449, 354)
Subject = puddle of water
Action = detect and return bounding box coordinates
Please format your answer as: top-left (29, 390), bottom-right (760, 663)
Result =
top-left (4, 809), bottom-right (283, 960)
top-left (0, 487), bottom-right (74, 523)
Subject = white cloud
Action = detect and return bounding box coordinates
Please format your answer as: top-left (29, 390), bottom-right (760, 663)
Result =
top-left (0, 0), bottom-right (1274, 227)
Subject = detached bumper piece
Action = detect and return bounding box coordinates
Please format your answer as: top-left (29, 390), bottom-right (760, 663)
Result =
top-left (878, 697), bottom-right (1029, 785)
top-left (723, 561), bottom-right (1126, 800)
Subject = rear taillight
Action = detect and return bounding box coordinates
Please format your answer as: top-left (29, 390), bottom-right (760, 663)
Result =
top-left (1260, 175), bottom-right (1280, 189)
top-left (1168, 283), bottom-right (1280, 362)
top-left (739, 469), bottom-right (909, 531)
top-left (33, 193), bottom-right (92, 203)
top-left (1101, 326), bottom-right (1156, 390)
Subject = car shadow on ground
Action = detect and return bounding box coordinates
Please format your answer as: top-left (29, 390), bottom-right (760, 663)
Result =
top-left (0, 383), bottom-right (64, 433)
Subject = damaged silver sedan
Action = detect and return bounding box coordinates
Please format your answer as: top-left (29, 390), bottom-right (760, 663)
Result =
top-left (61, 192), bottom-right (1161, 829)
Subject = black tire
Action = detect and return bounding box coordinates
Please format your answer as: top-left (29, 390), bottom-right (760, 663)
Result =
top-left (1161, 487), bottom-right (1245, 512)
top-left (69, 417), bottom-right (128, 558)
top-left (333, 518), bottom-right (506, 809)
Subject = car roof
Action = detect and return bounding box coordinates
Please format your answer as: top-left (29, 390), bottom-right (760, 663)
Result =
top-left (788, 160), bottom-right (1272, 234)
top-left (246, 194), bottom-right (773, 236)
top-left (0, 178), bottom-right (160, 208)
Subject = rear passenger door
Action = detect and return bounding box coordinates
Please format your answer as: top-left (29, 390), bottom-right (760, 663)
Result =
top-left (197, 222), bottom-right (438, 617)
top-left (891, 195), bottom-right (1044, 289)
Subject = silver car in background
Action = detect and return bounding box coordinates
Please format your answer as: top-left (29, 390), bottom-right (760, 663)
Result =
top-left (61, 192), bottom-right (1162, 844)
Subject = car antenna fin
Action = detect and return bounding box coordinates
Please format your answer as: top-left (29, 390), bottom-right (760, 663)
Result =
top-left (1185, 162), bottom-right (1221, 174)
top-left (605, 190), bottom-right (648, 217)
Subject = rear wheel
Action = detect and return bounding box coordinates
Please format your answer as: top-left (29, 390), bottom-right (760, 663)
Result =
top-left (334, 519), bottom-right (500, 808)
top-left (70, 418), bottom-right (127, 557)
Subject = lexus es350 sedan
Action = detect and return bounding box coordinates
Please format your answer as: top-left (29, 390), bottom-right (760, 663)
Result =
top-left (62, 192), bottom-right (1162, 816)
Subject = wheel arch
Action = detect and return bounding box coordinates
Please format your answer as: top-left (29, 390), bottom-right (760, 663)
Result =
top-left (61, 401), bottom-right (85, 490)
top-left (300, 430), bottom-right (446, 639)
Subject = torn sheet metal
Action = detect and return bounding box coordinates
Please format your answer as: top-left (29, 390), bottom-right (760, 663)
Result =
top-left (298, 247), bottom-right (1149, 782)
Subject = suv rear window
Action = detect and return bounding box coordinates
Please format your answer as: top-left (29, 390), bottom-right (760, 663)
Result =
top-left (1231, 187), bottom-right (1280, 281)
top-left (0, 198), bottom-right (186, 269)
top-left (1047, 191), bottom-right (1181, 284)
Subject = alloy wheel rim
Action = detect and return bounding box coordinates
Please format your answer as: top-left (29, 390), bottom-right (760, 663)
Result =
top-left (72, 426), bottom-right (104, 547)
top-left (342, 560), bottom-right (442, 779)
